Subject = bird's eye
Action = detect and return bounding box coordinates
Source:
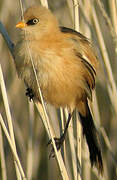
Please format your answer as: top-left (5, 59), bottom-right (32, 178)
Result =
top-left (27, 18), bottom-right (39, 25)
top-left (33, 18), bottom-right (39, 24)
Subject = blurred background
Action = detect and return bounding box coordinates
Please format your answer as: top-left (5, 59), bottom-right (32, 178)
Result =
top-left (0, 0), bottom-right (117, 179)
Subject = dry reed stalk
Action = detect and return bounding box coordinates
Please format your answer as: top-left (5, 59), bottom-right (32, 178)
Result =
top-left (105, 4), bottom-right (117, 175)
top-left (80, 0), bottom-right (117, 171)
top-left (91, 91), bottom-right (101, 126)
top-left (35, 103), bottom-right (69, 180)
top-left (90, 3), bottom-right (117, 115)
top-left (101, 127), bottom-right (117, 174)
top-left (109, 0), bottom-right (117, 34)
top-left (64, 109), bottom-right (77, 180)
top-left (96, 0), bottom-right (115, 36)
top-left (66, 0), bottom-right (74, 23)
top-left (58, 1), bottom-right (78, 178)
top-left (65, 1), bottom-right (82, 179)
top-left (75, 1), bottom-right (113, 179)
top-left (82, 143), bottom-right (91, 180)
top-left (90, 1), bottom-right (114, 179)
top-left (73, 0), bottom-right (79, 29)
top-left (72, 1), bottom-right (82, 180)
top-left (0, 65), bottom-right (15, 146)
top-left (96, 0), bottom-right (117, 54)
top-left (90, 1), bottom-right (117, 178)
top-left (60, 108), bottom-right (66, 160)
top-left (35, 102), bottom-right (52, 139)
top-left (0, 63), bottom-right (24, 180)
top-left (80, 0), bottom-right (92, 179)
top-left (0, 114), bottom-right (27, 179)
top-left (26, 102), bottom-right (34, 180)
top-left (0, 125), bottom-right (7, 180)
top-left (40, 0), bottom-right (48, 8)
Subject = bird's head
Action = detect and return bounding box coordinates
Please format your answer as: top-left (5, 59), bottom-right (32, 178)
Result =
top-left (16, 5), bottom-right (59, 40)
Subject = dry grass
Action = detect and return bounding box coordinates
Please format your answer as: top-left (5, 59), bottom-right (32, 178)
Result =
top-left (0, 0), bottom-right (117, 179)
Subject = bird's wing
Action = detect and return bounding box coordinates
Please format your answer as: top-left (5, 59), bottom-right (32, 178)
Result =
top-left (60, 26), bottom-right (90, 44)
top-left (60, 26), bottom-right (98, 100)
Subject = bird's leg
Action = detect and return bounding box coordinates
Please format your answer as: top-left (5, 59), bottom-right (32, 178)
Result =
top-left (25, 87), bottom-right (35, 101)
top-left (48, 112), bottom-right (73, 158)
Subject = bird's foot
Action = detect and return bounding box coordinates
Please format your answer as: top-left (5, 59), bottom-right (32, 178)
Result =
top-left (47, 136), bottom-right (64, 158)
top-left (25, 88), bottom-right (34, 101)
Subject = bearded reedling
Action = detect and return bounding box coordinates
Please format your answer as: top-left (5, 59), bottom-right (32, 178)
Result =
top-left (15, 5), bottom-right (103, 174)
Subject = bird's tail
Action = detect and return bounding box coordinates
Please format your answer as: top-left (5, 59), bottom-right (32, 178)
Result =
top-left (78, 101), bottom-right (103, 174)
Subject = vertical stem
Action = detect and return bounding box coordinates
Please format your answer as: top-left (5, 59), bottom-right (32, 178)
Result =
top-left (73, 0), bottom-right (80, 30)
top-left (76, 114), bottom-right (82, 180)
top-left (80, 0), bottom-right (91, 179)
top-left (91, 3), bottom-right (117, 114)
top-left (72, 1), bottom-right (81, 180)
top-left (26, 102), bottom-right (34, 180)
top-left (65, 110), bottom-right (78, 180)
top-left (40, 0), bottom-right (48, 8)
top-left (0, 65), bottom-right (23, 180)
top-left (109, 0), bottom-right (117, 34)
top-left (0, 126), bottom-right (7, 180)
top-left (0, 114), bottom-right (26, 179)
top-left (60, 108), bottom-right (66, 160)
top-left (66, 0), bottom-right (74, 23)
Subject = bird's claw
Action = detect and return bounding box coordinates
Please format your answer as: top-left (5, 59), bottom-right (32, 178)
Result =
top-left (47, 137), bottom-right (63, 158)
top-left (25, 88), bottom-right (34, 101)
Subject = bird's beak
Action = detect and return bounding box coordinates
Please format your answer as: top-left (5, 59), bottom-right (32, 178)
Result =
top-left (16, 21), bottom-right (27, 28)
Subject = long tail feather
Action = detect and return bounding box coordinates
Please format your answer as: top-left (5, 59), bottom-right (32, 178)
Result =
top-left (79, 102), bottom-right (103, 174)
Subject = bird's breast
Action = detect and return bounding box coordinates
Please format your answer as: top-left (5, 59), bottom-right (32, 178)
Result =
top-left (14, 40), bottom-right (86, 109)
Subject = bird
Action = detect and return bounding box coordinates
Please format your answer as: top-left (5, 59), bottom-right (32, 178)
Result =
top-left (14, 5), bottom-right (103, 174)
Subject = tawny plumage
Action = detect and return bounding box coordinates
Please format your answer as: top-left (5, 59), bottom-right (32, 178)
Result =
top-left (14, 5), bottom-right (103, 173)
